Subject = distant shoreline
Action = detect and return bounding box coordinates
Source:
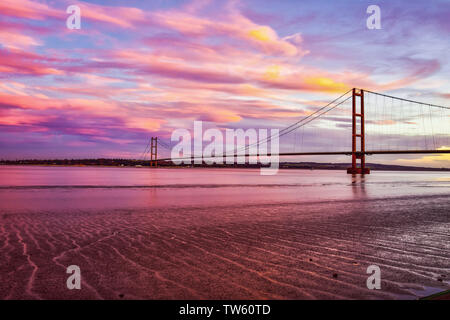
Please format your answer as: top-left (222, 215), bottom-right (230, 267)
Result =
top-left (0, 159), bottom-right (449, 172)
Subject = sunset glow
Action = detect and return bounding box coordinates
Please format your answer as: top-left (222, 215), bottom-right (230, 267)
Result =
top-left (0, 0), bottom-right (449, 165)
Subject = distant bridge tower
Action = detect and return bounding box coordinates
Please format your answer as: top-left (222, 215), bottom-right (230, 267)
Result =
top-left (347, 88), bottom-right (370, 174)
top-left (150, 137), bottom-right (158, 167)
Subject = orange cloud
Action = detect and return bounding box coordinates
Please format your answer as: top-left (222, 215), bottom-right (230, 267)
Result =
top-left (395, 146), bottom-right (450, 167)
top-left (304, 77), bottom-right (350, 93)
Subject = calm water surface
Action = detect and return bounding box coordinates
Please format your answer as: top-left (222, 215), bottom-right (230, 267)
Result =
top-left (0, 166), bottom-right (449, 211)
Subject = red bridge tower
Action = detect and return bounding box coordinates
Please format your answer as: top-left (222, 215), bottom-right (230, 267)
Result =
top-left (347, 88), bottom-right (370, 174)
top-left (150, 137), bottom-right (158, 167)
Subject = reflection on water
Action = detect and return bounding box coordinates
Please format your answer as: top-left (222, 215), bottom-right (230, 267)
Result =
top-left (350, 174), bottom-right (367, 197)
top-left (0, 166), bottom-right (448, 212)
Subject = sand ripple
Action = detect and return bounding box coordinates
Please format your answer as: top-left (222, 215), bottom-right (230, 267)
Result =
top-left (0, 194), bottom-right (449, 299)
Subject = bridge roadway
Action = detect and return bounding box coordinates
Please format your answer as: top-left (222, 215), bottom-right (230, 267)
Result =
top-left (156, 149), bottom-right (450, 162)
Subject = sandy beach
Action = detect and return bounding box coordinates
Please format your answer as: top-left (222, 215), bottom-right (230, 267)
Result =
top-left (0, 166), bottom-right (449, 299)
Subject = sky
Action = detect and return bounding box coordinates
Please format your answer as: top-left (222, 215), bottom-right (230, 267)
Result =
top-left (0, 0), bottom-right (449, 167)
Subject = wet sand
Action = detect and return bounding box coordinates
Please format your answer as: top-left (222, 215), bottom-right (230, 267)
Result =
top-left (0, 194), bottom-right (449, 299)
top-left (0, 167), bottom-right (449, 299)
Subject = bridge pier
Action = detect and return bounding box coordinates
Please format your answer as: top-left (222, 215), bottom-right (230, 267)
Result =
top-left (347, 88), bottom-right (370, 174)
top-left (150, 137), bottom-right (158, 167)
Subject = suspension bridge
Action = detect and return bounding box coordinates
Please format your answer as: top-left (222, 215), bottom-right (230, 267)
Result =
top-left (141, 88), bottom-right (450, 174)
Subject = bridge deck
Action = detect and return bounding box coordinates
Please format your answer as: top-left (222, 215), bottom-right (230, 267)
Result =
top-left (157, 150), bottom-right (450, 162)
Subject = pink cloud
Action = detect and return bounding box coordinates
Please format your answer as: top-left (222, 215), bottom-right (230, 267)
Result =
top-left (0, 0), bottom-right (446, 160)
top-left (0, 30), bottom-right (42, 49)
top-left (0, 49), bottom-right (64, 75)
top-left (0, 0), bottom-right (60, 20)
